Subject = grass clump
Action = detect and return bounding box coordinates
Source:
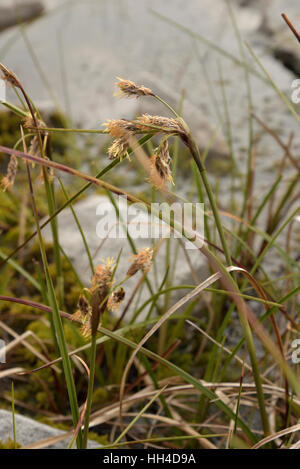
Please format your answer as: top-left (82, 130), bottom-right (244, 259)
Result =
top-left (0, 11), bottom-right (300, 450)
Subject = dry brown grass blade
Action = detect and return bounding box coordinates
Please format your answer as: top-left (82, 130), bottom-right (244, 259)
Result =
top-left (0, 144), bottom-right (144, 205)
top-left (0, 320), bottom-right (60, 373)
top-left (169, 406), bottom-right (217, 449)
top-left (118, 266), bottom-right (242, 429)
top-left (21, 430), bottom-right (74, 450)
top-left (253, 114), bottom-right (300, 173)
top-left (282, 13), bottom-right (300, 43)
top-left (0, 367), bottom-right (25, 379)
top-left (252, 422), bottom-right (300, 449)
top-left (187, 320), bottom-right (253, 374)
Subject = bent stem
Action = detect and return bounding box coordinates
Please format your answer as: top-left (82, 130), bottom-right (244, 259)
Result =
top-left (163, 108), bottom-right (269, 435)
top-left (198, 242), bottom-right (270, 436)
top-left (187, 137), bottom-right (232, 265)
top-left (189, 138), bottom-right (269, 436)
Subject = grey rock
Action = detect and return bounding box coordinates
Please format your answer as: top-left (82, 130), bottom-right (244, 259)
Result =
top-left (0, 0), bottom-right (298, 200)
top-left (242, 0), bottom-right (300, 74)
top-left (1, 0), bottom-right (299, 271)
top-left (42, 194), bottom-right (209, 321)
top-left (0, 1), bottom-right (44, 32)
top-left (0, 409), bottom-right (98, 449)
top-left (0, 0), bottom-right (265, 161)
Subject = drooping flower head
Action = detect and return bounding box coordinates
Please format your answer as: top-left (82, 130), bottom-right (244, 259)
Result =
top-left (103, 119), bottom-right (141, 160)
top-left (115, 77), bottom-right (153, 99)
top-left (150, 139), bottom-right (174, 187)
top-left (127, 248), bottom-right (153, 277)
top-left (0, 62), bottom-right (21, 89)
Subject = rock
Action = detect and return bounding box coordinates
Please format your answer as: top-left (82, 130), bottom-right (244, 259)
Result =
top-left (0, 1), bottom-right (44, 32)
top-left (240, 0), bottom-right (300, 75)
top-left (0, 0), bottom-right (266, 161)
top-left (0, 409), bottom-right (98, 449)
top-left (1, 0), bottom-right (299, 236)
top-left (42, 194), bottom-right (209, 321)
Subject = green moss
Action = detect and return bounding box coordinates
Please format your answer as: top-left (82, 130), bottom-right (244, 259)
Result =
top-left (27, 320), bottom-right (52, 342)
top-left (36, 416), bottom-right (69, 431)
top-left (0, 111), bottom-right (21, 154)
top-left (0, 438), bottom-right (21, 449)
top-left (88, 432), bottom-right (109, 446)
top-left (92, 387), bottom-right (110, 406)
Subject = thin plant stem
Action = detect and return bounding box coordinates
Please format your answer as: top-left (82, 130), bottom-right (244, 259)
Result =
top-left (23, 148), bottom-right (82, 448)
top-left (82, 333), bottom-right (97, 449)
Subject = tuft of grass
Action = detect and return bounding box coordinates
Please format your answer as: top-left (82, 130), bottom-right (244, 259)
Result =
top-left (0, 11), bottom-right (300, 449)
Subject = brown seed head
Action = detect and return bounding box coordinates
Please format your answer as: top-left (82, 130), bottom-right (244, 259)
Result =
top-left (90, 258), bottom-right (114, 335)
top-left (80, 321), bottom-right (92, 339)
top-left (115, 77), bottom-right (153, 99)
top-left (91, 258), bottom-right (114, 293)
top-left (1, 155), bottom-right (18, 191)
top-left (137, 114), bottom-right (185, 136)
top-left (72, 294), bottom-right (92, 334)
top-left (78, 294), bottom-right (91, 317)
top-left (108, 136), bottom-right (130, 160)
top-left (24, 115), bottom-right (48, 136)
top-left (127, 247), bottom-right (153, 277)
top-left (28, 135), bottom-right (40, 157)
top-left (150, 139), bottom-right (174, 187)
top-left (103, 119), bottom-right (139, 138)
top-left (0, 63), bottom-right (21, 89)
top-left (104, 119), bottom-right (140, 160)
top-left (107, 287), bottom-right (125, 312)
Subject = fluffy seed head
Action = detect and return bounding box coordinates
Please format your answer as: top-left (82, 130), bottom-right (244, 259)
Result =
top-left (115, 77), bottom-right (153, 99)
top-left (108, 136), bottom-right (130, 160)
top-left (104, 119), bottom-right (140, 160)
top-left (72, 294), bottom-right (92, 338)
top-left (91, 258), bottom-right (114, 293)
top-left (150, 139), bottom-right (174, 187)
top-left (103, 119), bottom-right (139, 138)
top-left (137, 114), bottom-right (185, 136)
top-left (127, 247), bottom-right (153, 277)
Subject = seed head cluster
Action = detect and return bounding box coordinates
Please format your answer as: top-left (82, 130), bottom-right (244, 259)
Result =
top-left (103, 78), bottom-right (188, 161)
top-left (151, 139), bottom-right (174, 187)
top-left (115, 77), bottom-right (153, 99)
top-left (127, 247), bottom-right (153, 277)
top-left (24, 115), bottom-right (49, 158)
top-left (74, 259), bottom-right (114, 338)
top-left (0, 63), bottom-right (21, 89)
